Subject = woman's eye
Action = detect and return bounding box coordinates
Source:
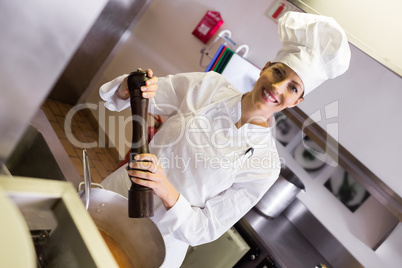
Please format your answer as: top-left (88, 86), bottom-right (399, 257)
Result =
top-left (291, 86), bottom-right (298, 93)
top-left (273, 68), bottom-right (282, 77)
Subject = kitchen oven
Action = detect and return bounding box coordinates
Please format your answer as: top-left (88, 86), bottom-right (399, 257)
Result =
top-left (233, 219), bottom-right (280, 268)
top-left (182, 216), bottom-right (280, 268)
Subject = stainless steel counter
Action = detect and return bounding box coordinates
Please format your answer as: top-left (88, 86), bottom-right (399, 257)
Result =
top-left (243, 208), bottom-right (328, 268)
top-left (241, 199), bottom-right (362, 268)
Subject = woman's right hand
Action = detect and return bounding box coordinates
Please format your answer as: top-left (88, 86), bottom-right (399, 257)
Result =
top-left (116, 69), bottom-right (159, 100)
top-left (128, 154), bottom-right (180, 210)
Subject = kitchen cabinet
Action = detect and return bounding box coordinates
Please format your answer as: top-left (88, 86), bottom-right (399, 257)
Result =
top-left (182, 226), bottom-right (250, 268)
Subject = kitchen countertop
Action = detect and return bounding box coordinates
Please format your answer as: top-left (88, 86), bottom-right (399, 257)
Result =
top-left (241, 208), bottom-right (329, 268)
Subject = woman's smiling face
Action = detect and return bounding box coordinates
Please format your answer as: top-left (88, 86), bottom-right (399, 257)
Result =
top-left (250, 62), bottom-right (305, 115)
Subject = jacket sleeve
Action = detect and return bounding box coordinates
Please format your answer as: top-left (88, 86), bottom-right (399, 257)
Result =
top-left (148, 72), bottom-right (230, 116)
top-left (99, 74), bottom-right (130, 112)
top-left (99, 72), bottom-right (234, 116)
top-left (155, 167), bottom-right (279, 247)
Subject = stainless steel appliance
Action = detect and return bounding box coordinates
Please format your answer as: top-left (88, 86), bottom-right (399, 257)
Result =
top-left (0, 177), bottom-right (119, 268)
top-left (182, 220), bottom-right (280, 268)
top-left (0, 0), bottom-right (107, 166)
top-left (255, 166), bottom-right (305, 218)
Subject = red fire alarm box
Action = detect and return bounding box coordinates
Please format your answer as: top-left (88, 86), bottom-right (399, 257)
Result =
top-left (192, 11), bottom-right (223, 44)
top-left (267, 0), bottom-right (295, 22)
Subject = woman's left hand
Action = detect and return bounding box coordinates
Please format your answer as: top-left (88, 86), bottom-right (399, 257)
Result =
top-left (128, 154), bottom-right (180, 210)
top-left (115, 69), bottom-right (158, 100)
top-left (141, 69), bottom-right (159, 99)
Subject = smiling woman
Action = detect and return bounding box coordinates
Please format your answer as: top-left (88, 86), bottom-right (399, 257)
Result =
top-left (98, 11), bottom-right (351, 268)
top-left (239, 62), bottom-right (305, 128)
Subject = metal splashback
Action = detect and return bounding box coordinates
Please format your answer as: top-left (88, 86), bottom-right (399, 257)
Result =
top-left (49, 0), bottom-right (153, 105)
top-left (0, 0), bottom-right (107, 165)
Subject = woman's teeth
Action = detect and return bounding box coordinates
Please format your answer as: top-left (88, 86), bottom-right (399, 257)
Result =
top-left (263, 88), bottom-right (277, 102)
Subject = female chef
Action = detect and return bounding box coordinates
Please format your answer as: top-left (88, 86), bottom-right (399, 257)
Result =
top-left (99, 11), bottom-right (351, 267)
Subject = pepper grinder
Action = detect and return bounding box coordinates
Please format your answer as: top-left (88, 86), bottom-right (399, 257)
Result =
top-left (127, 69), bottom-right (154, 218)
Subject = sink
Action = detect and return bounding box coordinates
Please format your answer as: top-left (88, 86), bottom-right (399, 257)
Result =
top-left (3, 109), bottom-right (81, 189)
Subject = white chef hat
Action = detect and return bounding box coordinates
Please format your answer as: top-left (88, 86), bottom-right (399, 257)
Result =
top-left (273, 11), bottom-right (351, 95)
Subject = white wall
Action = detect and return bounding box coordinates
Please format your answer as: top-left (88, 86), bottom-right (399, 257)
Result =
top-left (297, 44), bottom-right (402, 197)
top-left (85, 0), bottom-right (401, 266)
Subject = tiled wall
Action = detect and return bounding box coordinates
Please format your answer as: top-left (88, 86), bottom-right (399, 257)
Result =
top-left (41, 98), bottom-right (122, 183)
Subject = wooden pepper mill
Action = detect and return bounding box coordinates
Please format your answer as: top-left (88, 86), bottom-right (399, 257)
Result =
top-left (127, 69), bottom-right (154, 218)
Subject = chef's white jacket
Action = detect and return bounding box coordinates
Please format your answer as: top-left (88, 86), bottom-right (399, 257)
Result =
top-left (99, 71), bottom-right (280, 267)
